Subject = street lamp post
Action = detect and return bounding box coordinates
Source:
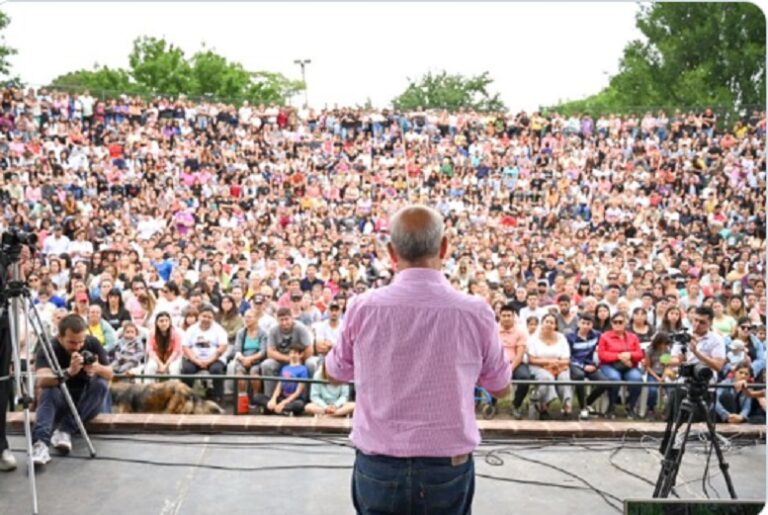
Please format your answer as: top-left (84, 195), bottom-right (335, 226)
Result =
top-left (293, 59), bottom-right (311, 108)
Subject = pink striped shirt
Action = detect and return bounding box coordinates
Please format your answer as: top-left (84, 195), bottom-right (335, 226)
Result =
top-left (326, 268), bottom-right (510, 457)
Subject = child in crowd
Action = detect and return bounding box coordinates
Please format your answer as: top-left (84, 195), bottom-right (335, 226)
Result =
top-left (644, 332), bottom-right (673, 418)
top-left (304, 363), bottom-right (355, 418)
top-left (252, 343), bottom-right (308, 415)
top-left (726, 340), bottom-right (750, 377)
top-left (108, 322), bottom-right (145, 374)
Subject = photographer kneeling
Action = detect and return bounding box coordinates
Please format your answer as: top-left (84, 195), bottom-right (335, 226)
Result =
top-left (664, 306), bottom-right (726, 424)
top-left (31, 314), bottom-right (113, 466)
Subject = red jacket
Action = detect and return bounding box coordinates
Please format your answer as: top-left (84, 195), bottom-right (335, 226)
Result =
top-left (597, 330), bottom-right (644, 366)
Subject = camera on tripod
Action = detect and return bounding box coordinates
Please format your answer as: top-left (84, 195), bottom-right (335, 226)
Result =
top-left (670, 329), bottom-right (714, 383)
top-left (80, 350), bottom-right (97, 366)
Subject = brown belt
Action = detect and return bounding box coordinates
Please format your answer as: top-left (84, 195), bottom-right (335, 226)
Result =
top-left (451, 453), bottom-right (470, 466)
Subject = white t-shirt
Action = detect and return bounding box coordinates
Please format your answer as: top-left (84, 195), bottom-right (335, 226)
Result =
top-left (527, 332), bottom-right (570, 361)
top-left (183, 321), bottom-right (228, 361)
top-left (313, 319), bottom-right (342, 346)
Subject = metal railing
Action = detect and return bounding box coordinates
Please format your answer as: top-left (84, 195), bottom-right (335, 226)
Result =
top-left (3, 372), bottom-right (764, 416)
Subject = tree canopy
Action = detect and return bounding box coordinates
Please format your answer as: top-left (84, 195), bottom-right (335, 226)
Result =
top-left (546, 3), bottom-right (766, 119)
top-left (0, 11), bottom-right (17, 79)
top-left (393, 71), bottom-right (505, 112)
top-left (48, 36), bottom-right (304, 105)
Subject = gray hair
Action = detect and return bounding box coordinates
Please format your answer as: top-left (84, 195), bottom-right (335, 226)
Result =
top-left (389, 205), bottom-right (444, 262)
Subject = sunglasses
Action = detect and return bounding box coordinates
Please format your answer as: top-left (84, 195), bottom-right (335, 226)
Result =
top-left (612, 320), bottom-right (625, 325)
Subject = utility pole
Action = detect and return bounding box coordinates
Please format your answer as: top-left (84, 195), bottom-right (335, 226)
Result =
top-left (293, 59), bottom-right (311, 108)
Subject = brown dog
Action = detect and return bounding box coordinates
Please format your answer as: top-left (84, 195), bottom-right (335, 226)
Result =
top-left (109, 380), bottom-right (224, 415)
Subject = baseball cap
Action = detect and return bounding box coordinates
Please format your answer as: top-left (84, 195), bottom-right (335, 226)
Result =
top-left (329, 301), bottom-right (341, 310)
top-left (731, 339), bottom-right (746, 351)
top-left (75, 292), bottom-right (89, 302)
top-left (252, 294), bottom-right (265, 304)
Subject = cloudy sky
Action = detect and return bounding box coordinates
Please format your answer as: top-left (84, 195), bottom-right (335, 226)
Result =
top-left (4, 2), bottom-right (645, 111)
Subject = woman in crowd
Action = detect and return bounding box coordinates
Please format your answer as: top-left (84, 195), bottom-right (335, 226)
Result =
top-left (593, 303), bottom-right (612, 333)
top-left (145, 312), bottom-right (183, 379)
top-left (628, 306), bottom-right (654, 346)
top-left (527, 313), bottom-right (572, 420)
top-left (597, 312), bottom-right (644, 419)
top-left (102, 287), bottom-right (131, 332)
top-left (712, 299), bottom-right (738, 337)
top-left (217, 294), bottom-right (244, 346)
top-left (659, 306), bottom-right (685, 334)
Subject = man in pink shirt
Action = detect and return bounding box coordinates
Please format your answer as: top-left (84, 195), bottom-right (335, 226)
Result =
top-left (499, 304), bottom-right (532, 419)
top-left (326, 205), bottom-right (511, 515)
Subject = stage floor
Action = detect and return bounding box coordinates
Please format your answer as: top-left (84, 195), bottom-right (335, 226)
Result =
top-left (1, 433), bottom-right (765, 514)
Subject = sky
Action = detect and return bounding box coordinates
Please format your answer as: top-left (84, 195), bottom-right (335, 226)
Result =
top-left (3, 2), bottom-right (645, 112)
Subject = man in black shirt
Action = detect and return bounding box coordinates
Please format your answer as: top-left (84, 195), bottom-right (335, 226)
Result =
top-left (30, 315), bottom-right (112, 467)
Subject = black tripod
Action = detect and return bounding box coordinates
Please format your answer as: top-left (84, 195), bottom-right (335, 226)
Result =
top-left (653, 380), bottom-right (737, 499)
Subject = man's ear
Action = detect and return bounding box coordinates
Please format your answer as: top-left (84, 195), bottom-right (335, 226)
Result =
top-left (387, 242), bottom-right (397, 265)
top-left (439, 235), bottom-right (449, 259)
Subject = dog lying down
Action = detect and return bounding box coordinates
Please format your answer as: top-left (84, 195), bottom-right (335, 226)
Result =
top-left (109, 380), bottom-right (224, 415)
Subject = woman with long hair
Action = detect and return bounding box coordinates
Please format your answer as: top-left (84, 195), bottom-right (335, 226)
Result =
top-left (660, 306), bottom-right (684, 334)
top-left (145, 312), bottom-right (183, 379)
top-left (593, 303), bottom-right (612, 333)
top-left (103, 288), bottom-right (132, 332)
top-left (628, 307), bottom-right (654, 346)
top-left (217, 295), bottom-right (244, 346)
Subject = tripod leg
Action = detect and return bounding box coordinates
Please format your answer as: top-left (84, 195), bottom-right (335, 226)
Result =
top-left (8, 301), bottom-right (39, 514)
top-left (699, 399), bottom-right (738, 499)
top-left (654, 398), bottom-right (695, 498)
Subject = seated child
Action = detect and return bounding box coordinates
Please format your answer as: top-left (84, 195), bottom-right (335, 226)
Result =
top-left (108, 322), bottom-right (145, 375)
top-left (252, 343), bottom-right (308, 415)
top-left (304, 363), bottom-right (355, 417)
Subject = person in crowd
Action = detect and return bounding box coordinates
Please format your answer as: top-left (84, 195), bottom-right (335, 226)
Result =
top-left (217, 294), bottom-right (244, 346)
top-left (566, 313), bottom-right (609, 420)
top-left (102, 287), bottom-right (131, 332)
top-left (527, 313), bottom-right (572, 419)
top-left (107, 322), bottom-right (145, 374)
top-left (644, 332), bottom-right (674, 419)
top-left (233, 309), bottom-right (268, 398)
top-left (714, 361), bottom-right (753, 424)
top-left (261, 308), bottom-right (317, 400)
top-left (593, 303), bottom-right (612, 333)
top-left (145, 312), bottom-right (184, 379)
top-left (597, 312), bottom-right (644, 419)
top-left (628, 306), bottom-right (654, 347)
top-left (180, 304), bottom-right (229, 403)
top-left (304, 362), bottom-right (355, 418)
top-left (498, 305), bottom-right (532, 419)
top-left (724, 318), bottom-right (766, 379)
top-left (252, 343), bottom-right (308, 416)
top-left (86, 304), bottom-right (117, 349)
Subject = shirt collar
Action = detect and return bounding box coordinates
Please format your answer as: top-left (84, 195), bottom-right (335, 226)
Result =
top-left (393, 268), bottom-right (447, 285)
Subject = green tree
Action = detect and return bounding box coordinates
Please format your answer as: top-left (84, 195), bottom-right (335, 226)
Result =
top-left (49, 67), bottom-right (143, 96)
top-left (547, 3), bottom-right (765, 118)
top-left (128, 36), bottom-right (192, 96)
top-left (245, 71), bottom-right (304, 105)
top-left (393, 71), bottom-right (506, 112)
top-left (0, 10), bottom-right (17, 78)
top-left (47, 36), bottom-right (304, 105)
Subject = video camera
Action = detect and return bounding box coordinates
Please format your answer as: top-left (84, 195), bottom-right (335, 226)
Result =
top-left (670, 329), bottom-right (714, 384)
top-left (80, 350), bottom-right (97, 366)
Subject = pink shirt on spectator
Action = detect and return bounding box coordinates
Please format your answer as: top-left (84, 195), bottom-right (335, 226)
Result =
top-left (326, 268), bottom-right (510, 458)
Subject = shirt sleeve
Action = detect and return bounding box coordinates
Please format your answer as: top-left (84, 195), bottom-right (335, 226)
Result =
top-left (477, 307), bottom-right (512, 393)
top-left (325, 299), bottom-right (358, 382)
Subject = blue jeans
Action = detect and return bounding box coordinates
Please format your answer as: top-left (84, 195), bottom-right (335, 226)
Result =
top-left (646, 374), bottom-right (661, 411)
top-left (352, 450), bottom-right (474, 515)
top-left (598, 364), bottom-right (643, 409)
top-left (32, 377), bottom-right (109, 444)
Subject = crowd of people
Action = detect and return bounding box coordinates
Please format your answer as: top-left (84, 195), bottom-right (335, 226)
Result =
top-left (0, 84), bottom-right (765, 424)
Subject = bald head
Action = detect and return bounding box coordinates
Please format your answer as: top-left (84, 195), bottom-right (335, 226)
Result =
top-left (389, 205), bottom-right (445, 263)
